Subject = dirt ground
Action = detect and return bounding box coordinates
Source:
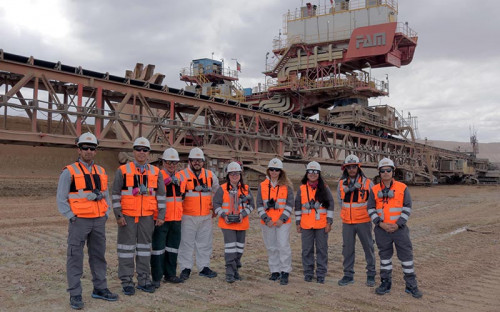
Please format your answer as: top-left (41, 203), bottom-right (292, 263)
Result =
top-left (0, 171), bottom-right (499, 312)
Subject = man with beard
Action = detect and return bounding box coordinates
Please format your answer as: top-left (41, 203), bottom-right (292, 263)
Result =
top-left (177, 147), bottom-right (219, 280)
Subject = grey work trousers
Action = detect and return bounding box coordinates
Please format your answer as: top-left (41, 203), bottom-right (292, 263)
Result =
top-left (117, 215), bottom-right (154, 287)
top-left (221, 228), bottom-right (246, 275)
top-left (301, 228), bottom-right (328, 278)
top-left (66, 216), bottom-right (108, 296)
top-left (341, 222), bottom-right (376, 278)
top-left (151, 220), bottom-right (181, 281)
top-left (374, 225), bottom-right (417, 287)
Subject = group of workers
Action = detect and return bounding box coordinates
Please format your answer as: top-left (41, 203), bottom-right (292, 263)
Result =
top-left (57, 132), bottom-right (423, 310)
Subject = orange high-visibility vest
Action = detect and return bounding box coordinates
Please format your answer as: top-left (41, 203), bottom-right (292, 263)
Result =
top-left (119, 162), bottom-right (159, 217)
top-left (66, 162), bottom-right (108, 218)
top-left (339, 176), bottom-right (371, 224)
top-left (179, 167), bottom-right (214, 216)
top-left (259, 179), bottom-right (290, 225)
top-left (372, 179), bottom-right (407, 224)
top-left (217, 183), bottom-right (250, 230)
top-left (154, 169), bottom-right (183, 221)
top-left (299, 184), bottom-right (328, 229)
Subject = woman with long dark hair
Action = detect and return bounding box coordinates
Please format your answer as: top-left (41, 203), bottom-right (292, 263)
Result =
top-left (295, 161), bottom-right (334, 284)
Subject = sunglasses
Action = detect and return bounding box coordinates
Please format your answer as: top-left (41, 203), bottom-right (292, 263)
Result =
top-left (306, 169), bottom-right (320, 174)
top-left (80, 146), bottom-right (96, 151)
top-left (134, 147), bottom-right (150, 153)
top-left (163, 160), bottom-right (178, 165)
top-left (379, 168), bottom-right (393, 173)
top-left (269, 168), bottom-right (281, 172)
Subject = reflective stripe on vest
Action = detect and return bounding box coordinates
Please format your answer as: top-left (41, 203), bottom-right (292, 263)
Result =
top-left (66, 162), bottom-right (108, 218)
top-left (371, 180), bottom-right (407, 224)
top-left (217, 183), bottom-right (250, 230)
top-left (298, 184), bottom-right (328, 229)
top-left (155, 169), bottom-right (183, 221)
top-left (119, 162), bottom-right (159, 217)
top-left (339, 176), bottom-right (371, 224)
top-left (258, 179), bottom-right (290, 224)
top-left (179, 167), bottom-right (214, 216)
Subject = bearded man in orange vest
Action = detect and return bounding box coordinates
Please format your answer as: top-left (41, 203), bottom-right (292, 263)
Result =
top-left (177, 147), bottom-right (220, 280)
top-left (337, 154), bottom-right (376, 287)
top-left (57, 132), bottom-right (118, 310)
top-left (367, 157), bottom-right (423, 299)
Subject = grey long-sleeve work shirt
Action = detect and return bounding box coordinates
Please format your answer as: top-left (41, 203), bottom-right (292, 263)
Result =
top-left (111, 161), bottom-right (166, 221)
top-left (56, 159), bottom-right (111, 219)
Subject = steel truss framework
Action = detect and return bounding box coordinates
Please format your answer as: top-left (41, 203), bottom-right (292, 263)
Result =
top-left (0, 54), bottom-right (473, 183)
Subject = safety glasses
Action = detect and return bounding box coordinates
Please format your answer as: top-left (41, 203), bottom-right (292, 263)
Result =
top-left (306, 169), bottom-right (320, 174)
top-left (346, 165), bottom-right (358, 170)
top-left (134, 147), bottom-right (150, 153)
top-left (163, 160), bottom-right (178, 165)
top-left (190, 159), bottom-right (204, 163)
top-left (268, 168), bottom-right (281, 172)
top-left (379, 168), bottom-right (393, 173)
top-left (229, 172), bottom-right (241, 176)
top-left (80, 146), bottom-right (96, 151)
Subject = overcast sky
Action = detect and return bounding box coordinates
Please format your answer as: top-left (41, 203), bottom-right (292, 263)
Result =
top-left (1, 0), bottom-right (498, 143)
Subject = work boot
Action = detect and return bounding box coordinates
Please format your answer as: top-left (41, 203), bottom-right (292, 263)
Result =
top-left (317, 276), bottom-right (325, 284)
top-left (366, 276), bottom-right (376, 287)
top-left (280, 272), bottom-right (289, 285)
top-left (375, 278), bottom-right (392, 295)
top-left (199, 267), bottom-right (217, 278)
top-left (234, 271), bottom-right (242, 281)
top-left (164, 276), bottom-right (184, 284)
top-left (137, 284), bottom-right (156, 293)
top-left (226, 274), bottom-right (236, 283)
top-left (69, 295), bottom-right (84, 310)
top-left (269, 272), bottom-right (280, 281)
top-left (304, 275), bottom-right (313, 282)
top-left (122, 286), bottom-right (135, 296)
top-left (405, 285), bottom-right (423, 298)
top-left (91, 288), bottom-right (118, 301)
top-left (338, 275), bottom-right (354, 286)
top-left (152, 280), bottom-right (161, 289)
top-left (179, 268), bottom-right (191, 281)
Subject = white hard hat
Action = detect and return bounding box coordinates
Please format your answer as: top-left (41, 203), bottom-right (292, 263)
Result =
top-left (342, 154), bottom-right (361, 169)
top-left (268, 158), bottom-right (283, 169)
top-left (378, 157), bottom-right (395, 169)
top-left (306, 161), bottom-right (321, 171)
top-left (133, 137), bottom-right (151, 149)
top-left (77, 132), bottom-right (98, 146)
top-left (162, 148), bottom-right (180, 161)
top-left (226, 161), bottom-right (242, 173)
top-left (188, 147), bottom-right (205, 160)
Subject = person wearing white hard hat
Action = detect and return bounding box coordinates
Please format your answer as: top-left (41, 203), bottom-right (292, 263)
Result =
top-left (150, 147), bottom-right (184, 288)
top-left (213, 161), bottom-right (255, 283)
top-left (337, 154), bottom-right (376, 287)
top-left (367, 157), bottom-right (423, 299)
top-left (177, 147), bottom-right (220, 280)
top-left (256, 158), bottom-right (294, 285)
top-left (112, 137), bottom-right (166, 295)
top-left (57, 132), bottom-right (118, 309)
top-left (294, 161), bottom-right (334, 284)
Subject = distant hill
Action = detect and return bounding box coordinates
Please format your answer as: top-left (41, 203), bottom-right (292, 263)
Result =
top-left (418, 139), bottom-right (500, 164)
